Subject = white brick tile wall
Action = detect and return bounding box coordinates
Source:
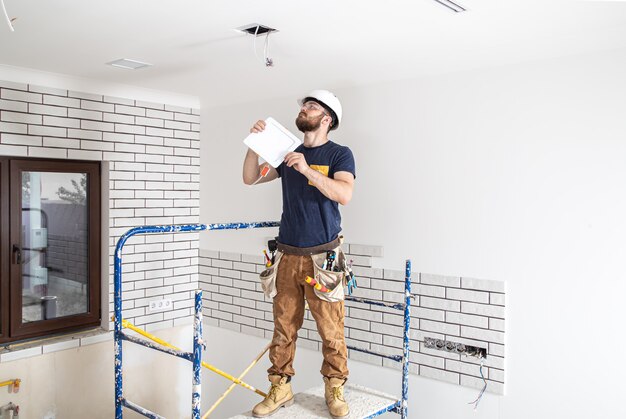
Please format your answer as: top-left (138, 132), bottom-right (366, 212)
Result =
top-left (0, 81), bottom-right (200, 348)
top-left (197, 243), bottom-right (506, 395)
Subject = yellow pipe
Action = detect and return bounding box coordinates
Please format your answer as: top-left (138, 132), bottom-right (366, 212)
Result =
top-left (121, 319), bottom-right (267, 398)
top-left (202, 343), bottom-right (270, 418)
top-left (0, 379), bottom-right (20, 388)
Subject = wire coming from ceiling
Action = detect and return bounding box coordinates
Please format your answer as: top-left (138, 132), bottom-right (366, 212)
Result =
top-left (252, 25), bottom-right (274, 68)
top-left (1, 0), bottom-right (16, 31)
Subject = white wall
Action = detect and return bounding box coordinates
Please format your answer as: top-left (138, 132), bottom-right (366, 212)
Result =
top-left (200, 48), bottom-right (626, 418)
top-left (0, 66), bottom-right (201, 419)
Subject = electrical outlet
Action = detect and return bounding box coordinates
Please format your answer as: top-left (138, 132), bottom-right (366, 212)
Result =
top-left (424, 336), bottom-right (486, 359)
top-left (148, 298), bottom-right (172, 312)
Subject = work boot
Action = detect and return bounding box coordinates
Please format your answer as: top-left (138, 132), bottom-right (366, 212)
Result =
top-left (252, 374), bottom-right (294, 417)
top-left (324, 377), bottom-right (350, 419)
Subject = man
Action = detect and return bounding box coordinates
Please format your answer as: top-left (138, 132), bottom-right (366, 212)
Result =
top-left (242, 90), bottom-right (355, 418)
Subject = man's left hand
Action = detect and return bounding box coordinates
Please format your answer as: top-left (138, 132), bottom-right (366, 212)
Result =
top-left (284, 152), bottom-right (310, 174)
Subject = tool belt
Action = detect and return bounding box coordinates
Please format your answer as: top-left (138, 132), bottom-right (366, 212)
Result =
top-left (260, 236), bottom-right (348, 303)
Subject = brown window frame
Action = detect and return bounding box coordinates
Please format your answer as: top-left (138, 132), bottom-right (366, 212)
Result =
top-left (0, 157), bottom-right (101, 344)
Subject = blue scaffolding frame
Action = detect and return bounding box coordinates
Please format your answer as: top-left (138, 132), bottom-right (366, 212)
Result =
top-left (344, 259), bottom-right (412, 418)
top-left (114, 222), bottom-right (411, 419)
top-left (114, 222), bottom-right (280, 419)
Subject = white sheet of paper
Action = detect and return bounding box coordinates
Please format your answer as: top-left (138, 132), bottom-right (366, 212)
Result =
top-left (243, 117), bottom-right (302, 168)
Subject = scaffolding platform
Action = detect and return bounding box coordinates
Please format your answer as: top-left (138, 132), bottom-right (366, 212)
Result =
top-left (229, 383), bottom-right (399, 418)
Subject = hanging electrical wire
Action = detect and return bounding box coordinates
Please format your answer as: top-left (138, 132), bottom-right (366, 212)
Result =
top-left (252, 25), bottom-right (274, 68)
top-left (468, 357), bottom-right (488, 410)
top-left (263, 31), bottom-right (273, 67)
top-left (1, 0), bottom-right (15, 32)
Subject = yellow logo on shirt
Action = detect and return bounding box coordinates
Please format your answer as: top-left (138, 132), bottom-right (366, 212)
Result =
top-left (309, 165), bottom-right (329, 185)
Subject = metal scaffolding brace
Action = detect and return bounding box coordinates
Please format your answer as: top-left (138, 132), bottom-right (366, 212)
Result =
top-left (114, 222), bottom-right (280, 419)
top-left (114, 222), bottom-right (411, 419)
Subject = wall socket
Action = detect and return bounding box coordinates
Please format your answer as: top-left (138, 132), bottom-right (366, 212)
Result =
top-left (148, 298), bottom-right (172, 312)
top-left (424, 337), bottom-right (487, 359)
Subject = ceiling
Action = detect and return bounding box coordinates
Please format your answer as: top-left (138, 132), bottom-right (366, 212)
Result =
top-left (1, 0), bottom-right (626, 106)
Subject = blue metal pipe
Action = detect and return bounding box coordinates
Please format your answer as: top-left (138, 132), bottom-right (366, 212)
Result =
top-left (121, 399), bottom-right (166, 419)
top-left (363, 401), bottom-right (402, 418)
top-left (347, 345), bottom-right (403, 362)
top-left (401, 260), bottom-right (412, 418)
top-left (192, 290), bottom-right (202, 419)
top-left (345, 296), bottom-right (405, 311)
top-left (120, 333), bottom-right (193, 361)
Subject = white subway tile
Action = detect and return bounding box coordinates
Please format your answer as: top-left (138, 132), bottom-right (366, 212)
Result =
top-left (411, 306), bottom-right (445, 322)
top-left (2, 110), bottom-right (42, 124)
top-left (421, 296), bottom-right (460, 312)
top-left (68, 128), bottom-right (102, 140)
top-left (115, 104), bottom-right (145, 116)
top-left (135, 135), bottom-right (164, 145)
top-left (81, 100), bottom-right (114, 113)
top-left (103, 132), bottom-right (134, 143)
top-left (116, 124), bottom-right (146, 135)
top-left (165, 120), bottom-right (191, 130)
top-left (29, 147), bottom-right (67, 158)
top-left (461, 326), bottom-right (504, 344)
top-left (136, 100), bottom-right (165, 110)
top-left (489, 318), bottom-right (505, 332)
top-left (349, 244), bottom-right (384, 257)
top-left (44, 95), bottom-right (80, 108)
top-left (0, 80), bottom-right (28, 90)
top-left (421, 273), bottom-right (460, 287)
top-left (29, 125), bottom-right (66, 138)
top-left (489, 343), bottom-right (505, 357)
top-left (147, 127), bottom-right (174, 138)
top-left (115, 142), bottom-right (145, 153)
top-left (461, 277), bottom-right (505, 293)
top-left (461, 302), bottom-right (505, 319)
top-left (0, 99), bottom-right (27, 112)
top-left (68, 149), bottom-right (103, 160)
top-left (165, 138), bottom-right (191, 148)
top-left (2, 89), bottom-right (42, 103)
top-left (2, 133), bottom-right (42, 146)
top-left (43, 116), bottom-right (80, 128)
top-left (69, 91), bottom-right (102, 101)
top-left (69, 108), bottom-right (103, 121)
top-left (29, 103), bottom-right (67, 116)
top-left (446, 312), bottom-right (489, 328)
top-left (104, 96), bottom-right (134, 106)
top-left (174, 113), bottom-right (200, 123)
top-left (446, 288), bottom-right (490, 304)
top-left (413, 283), bottom-right (445, 298)
top-left (103, 152), bottom-right (135, 162)
top-left (44, 137), bottom-right (79, 148)
top-left (490, 293), bottom-right (505, 306)
top-left (174, 130), bottom-right (199, 140)
top-left (81, 139), bottom-right (114, 151)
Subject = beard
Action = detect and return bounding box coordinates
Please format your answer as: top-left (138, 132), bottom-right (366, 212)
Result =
top-left (295, 112), bottom-right (324, 133)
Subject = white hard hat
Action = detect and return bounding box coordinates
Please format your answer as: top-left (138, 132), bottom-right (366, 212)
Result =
top-left (298, 90), bottom-right (342, 131)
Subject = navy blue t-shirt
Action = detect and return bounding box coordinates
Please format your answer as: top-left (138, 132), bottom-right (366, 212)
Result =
top-left (276, 141), bottom-right (356, 248)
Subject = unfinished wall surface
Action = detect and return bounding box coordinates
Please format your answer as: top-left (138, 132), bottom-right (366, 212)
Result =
top-left (199, 245), bottom-right (506, 395)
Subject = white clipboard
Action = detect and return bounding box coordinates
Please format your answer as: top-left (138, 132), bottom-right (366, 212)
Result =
top-left (243, 117), bottom-right (302, 168)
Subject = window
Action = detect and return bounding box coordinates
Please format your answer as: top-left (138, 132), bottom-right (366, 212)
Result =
top-left (0, 158), bottom-right (101, 344)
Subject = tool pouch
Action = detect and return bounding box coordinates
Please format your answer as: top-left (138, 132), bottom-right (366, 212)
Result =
top-left (311, 246), bottom-right (347, 302)
top-left (259, 251), bottom-right (283, 299)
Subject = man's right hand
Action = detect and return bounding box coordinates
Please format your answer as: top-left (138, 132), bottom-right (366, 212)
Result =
top-left (250, 120), bottom-right (266, 133)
